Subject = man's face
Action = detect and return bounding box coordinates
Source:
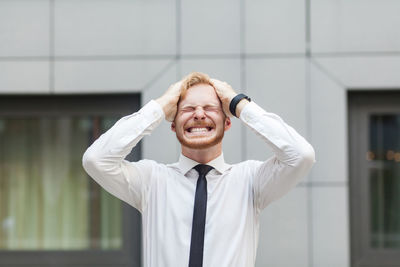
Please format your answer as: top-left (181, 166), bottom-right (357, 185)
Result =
top-left (171, 83), bottom-right (231, 150)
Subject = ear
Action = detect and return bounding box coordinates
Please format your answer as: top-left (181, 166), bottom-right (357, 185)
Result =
top-left (171, 122), bottom-right (176, 132)
top-left (224, 117), bottom-right (231, 132)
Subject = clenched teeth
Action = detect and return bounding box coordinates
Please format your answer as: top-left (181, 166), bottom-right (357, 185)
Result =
top-left (188, 127), bottom-right (212, 133)
top-left (191, 127), bottom-right (207, 133)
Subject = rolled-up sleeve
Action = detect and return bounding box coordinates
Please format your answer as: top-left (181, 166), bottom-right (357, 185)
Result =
top-left (240, 101), bottom-right (316, 212)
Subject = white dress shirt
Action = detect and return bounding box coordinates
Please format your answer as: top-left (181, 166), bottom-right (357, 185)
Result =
top-left (82, 100), bottom-right (315, 267)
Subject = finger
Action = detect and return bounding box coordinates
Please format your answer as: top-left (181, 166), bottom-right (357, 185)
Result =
top-left (210, 78), bottom-right (222, 87)
top-left (174, 81), bottom-right (183, 92)
top-left (210, 79), bottom-right (224, 94)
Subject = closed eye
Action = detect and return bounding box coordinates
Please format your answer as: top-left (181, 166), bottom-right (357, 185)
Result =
top-left (204, 106), bottom-right (221, 112)
top-left (180, 107), bottom-right (195, 112)
top-left (179, 105), bottom-right (221, 113)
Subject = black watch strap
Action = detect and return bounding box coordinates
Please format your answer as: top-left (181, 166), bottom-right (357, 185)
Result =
top-left (229, 93), bottom-right (251, 117)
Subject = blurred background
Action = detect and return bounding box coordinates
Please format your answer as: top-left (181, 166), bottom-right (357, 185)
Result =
top-left (0, 0), bottom-right (400, 267)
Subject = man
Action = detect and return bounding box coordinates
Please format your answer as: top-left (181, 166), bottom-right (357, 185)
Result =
top-left (82, 72), bottom-right (315, 267)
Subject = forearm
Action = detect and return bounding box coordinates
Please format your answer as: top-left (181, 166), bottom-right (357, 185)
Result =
top-left (240, 101), bottom-right (315, 165)
top-left (82, 100), bottom-right (164, 175)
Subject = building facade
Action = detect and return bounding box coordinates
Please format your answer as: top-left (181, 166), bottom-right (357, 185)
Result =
top-left (1, 0), bottom-right (400, 266)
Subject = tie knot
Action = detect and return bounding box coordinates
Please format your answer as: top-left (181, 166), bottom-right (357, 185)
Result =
top-left (194, 164), bottom-right (214, 176)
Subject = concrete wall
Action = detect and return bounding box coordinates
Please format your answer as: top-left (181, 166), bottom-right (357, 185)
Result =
top-left (1, 0), bottom-right (400, 266)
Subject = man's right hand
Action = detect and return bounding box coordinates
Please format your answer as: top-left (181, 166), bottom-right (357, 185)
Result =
top-left (156, 81), bottom-right (183, 122)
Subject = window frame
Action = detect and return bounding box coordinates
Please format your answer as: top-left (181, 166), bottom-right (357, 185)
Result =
top-left (349, 91), bottom-right (400, 267)
top-left (0, 94), bottom-right (142, 267)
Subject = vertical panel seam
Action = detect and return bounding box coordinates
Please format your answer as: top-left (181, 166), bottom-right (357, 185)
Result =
top-left (49, 0), bottom-right (55, 94)
top-left (240, 0), bottom-right (247, 162)
top-left (306, 0), bottom-right (313, 266)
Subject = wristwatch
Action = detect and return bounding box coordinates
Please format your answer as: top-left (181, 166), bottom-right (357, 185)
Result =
top-left (229, 93), bottom-right (251, 117)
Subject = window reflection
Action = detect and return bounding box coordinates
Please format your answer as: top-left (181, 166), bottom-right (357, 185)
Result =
top-left (0, 117), bottom-right (122, 250)
top-left (368, 114), bottom-right (400, 248)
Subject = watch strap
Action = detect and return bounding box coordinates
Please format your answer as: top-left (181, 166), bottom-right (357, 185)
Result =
top-left (229, 93), bottom-right (251, 117)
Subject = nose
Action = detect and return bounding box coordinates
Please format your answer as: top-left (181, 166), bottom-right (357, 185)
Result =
top-left (193, 107), bottom-right (206, 120)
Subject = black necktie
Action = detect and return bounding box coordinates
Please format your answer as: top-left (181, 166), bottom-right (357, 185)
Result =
top-left (188, 164), bottom-right (214, 267)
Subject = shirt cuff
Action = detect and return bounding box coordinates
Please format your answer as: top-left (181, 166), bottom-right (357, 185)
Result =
top-left (140, 99), bottom-right (165, 121)
top-left (239, 101), bottom-right (265, 125)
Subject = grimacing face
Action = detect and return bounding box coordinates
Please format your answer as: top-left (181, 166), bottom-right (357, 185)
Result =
top-left (171, 83), bottom-right (231, 150)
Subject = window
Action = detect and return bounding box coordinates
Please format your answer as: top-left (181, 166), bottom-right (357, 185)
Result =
top-left (349, 91), bottom-right (400, 267)
top-left (0, 94), bottom-right (141, 266)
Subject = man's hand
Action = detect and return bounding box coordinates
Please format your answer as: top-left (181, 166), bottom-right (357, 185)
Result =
top-left (210, 79), bottom-right (238, 117)
top-left (156, 81), bottom-right (183, 122)
top-left (210, 78), bottom-right (250, 118)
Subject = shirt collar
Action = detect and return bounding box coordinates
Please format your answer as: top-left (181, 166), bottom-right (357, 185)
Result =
top-left (178, 153), bottom-right (231, 175)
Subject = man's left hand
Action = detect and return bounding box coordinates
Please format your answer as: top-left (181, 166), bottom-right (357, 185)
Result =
top-left (210, 79), bottom-right (237, 117)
